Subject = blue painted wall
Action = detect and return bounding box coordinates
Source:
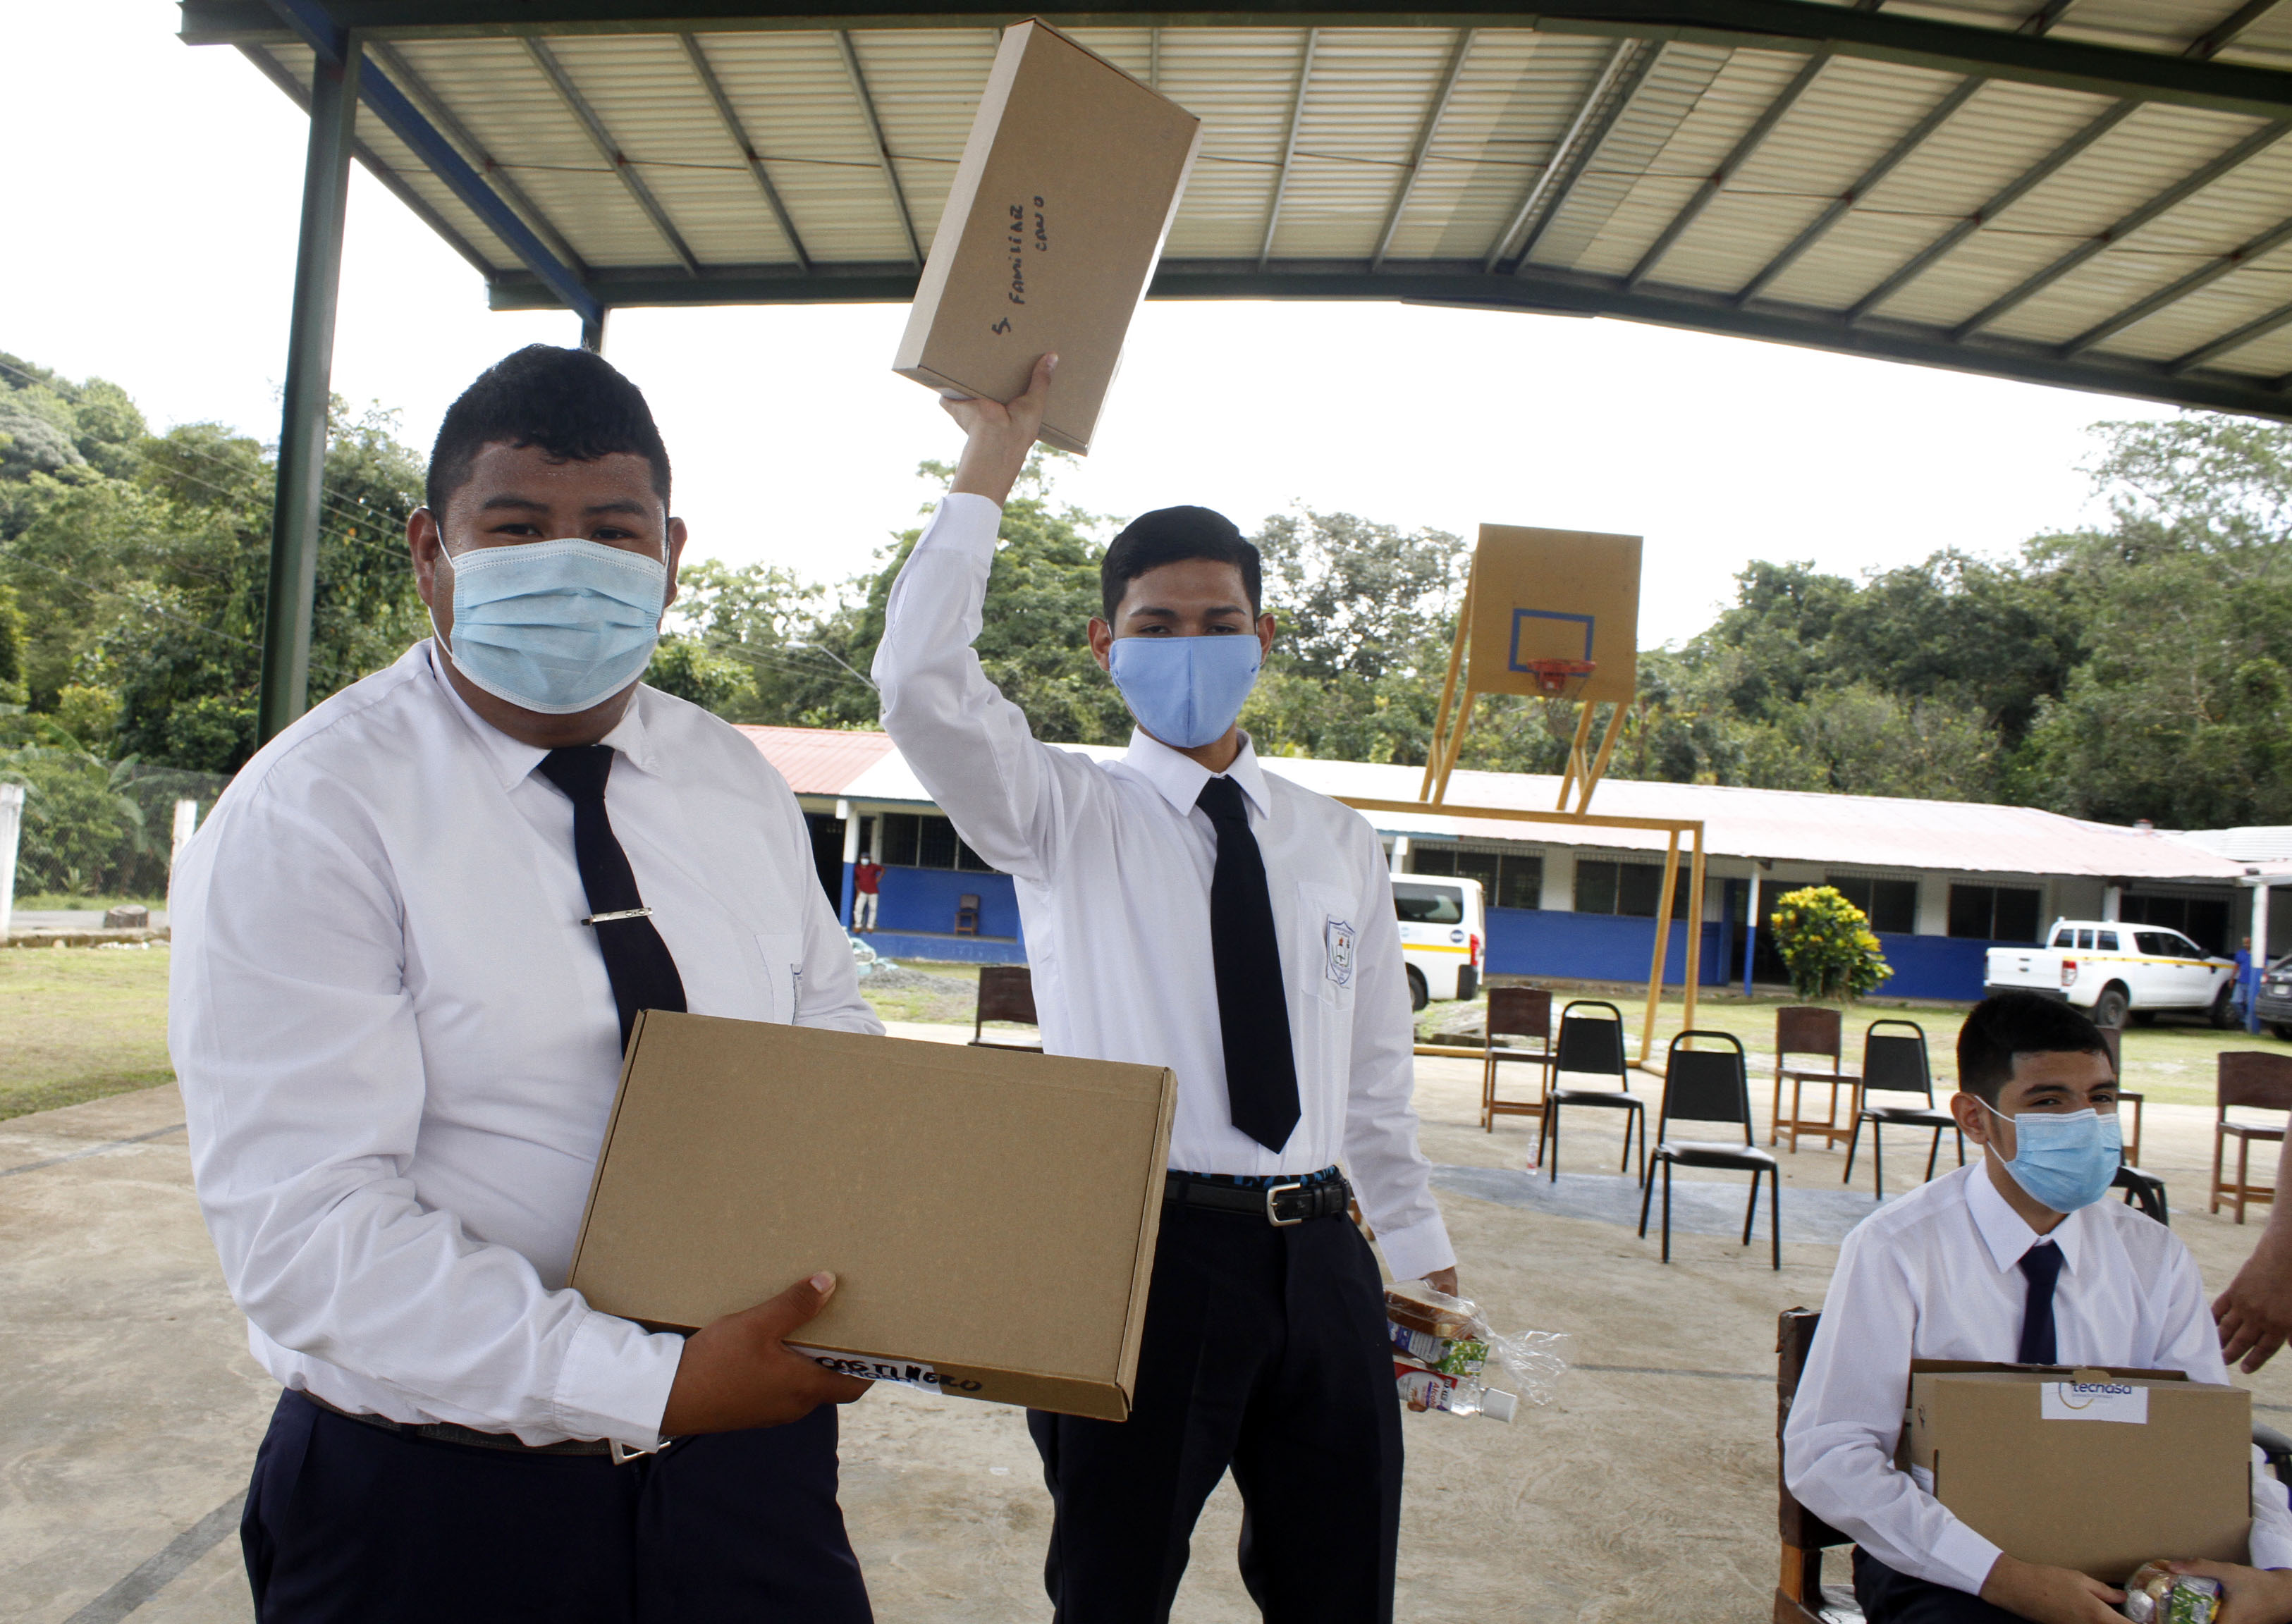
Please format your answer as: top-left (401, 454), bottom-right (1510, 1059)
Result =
top-left (847, 863), bottom-right (1024, 944)
top-left (1484, 908), bottom-right (1729, 986)
top-left (864, 931), bottom-right (1029, 966)
top-left (1483, 907), bottom-right (2001, 1002)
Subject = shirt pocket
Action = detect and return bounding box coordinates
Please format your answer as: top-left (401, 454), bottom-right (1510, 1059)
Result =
top-left (753, 932), bottom-right (804, 1024)
top-left (1294, 882), bottom-right (1361, 1011)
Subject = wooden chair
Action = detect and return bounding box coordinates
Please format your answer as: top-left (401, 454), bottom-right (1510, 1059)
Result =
top-left (1481, 987), bottom-right (1554, 1135)
top-left (1840, 1020), bottom-right (1961, 1201)
top-left (1772, 1006), bottom-right (1858, 1153)
top-left (1536, 999), bottom-right (1646, 1185)
top-left (1775, 1308), bottom-right (1857, 1624)
top-left (969, 964), bottom-right (1043, 1053)
top-left (953, 893), bottom-right (981, 936)
top-left (2096, 1026), bottom-right (2145, 1169)
top-left (1640, 1031), bottom-right (1781, 1270)
top-left (2213, 1051), bottom-right (2292, 1224)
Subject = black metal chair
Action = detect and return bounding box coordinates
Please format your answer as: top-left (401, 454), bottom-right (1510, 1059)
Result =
top-left (1639, 1030), bottom-right (1781, 1269)
top-left (1841, 1019), bottom-right (1963, 1200)
top-left (2114, 1164), bottom-right (2168, 1224)
top-left (1536, 999), bottom-right (1644, 1185)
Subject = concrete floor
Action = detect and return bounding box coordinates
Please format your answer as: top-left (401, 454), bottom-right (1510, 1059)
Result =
top-left (10, 1036), bottom-right (2292, 1623)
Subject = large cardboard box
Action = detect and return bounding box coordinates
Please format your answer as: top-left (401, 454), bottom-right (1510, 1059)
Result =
top-left (1904, 1362), bottom-right (2253, 1582)
top-left (570, 1011), bottom-right (1177, 1420)
top-left (892, 18), bottom-right (1201, 455)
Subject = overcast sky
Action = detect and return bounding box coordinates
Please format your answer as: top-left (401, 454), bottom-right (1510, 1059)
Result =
top-left (8, 4), bottom-right (2181, 648)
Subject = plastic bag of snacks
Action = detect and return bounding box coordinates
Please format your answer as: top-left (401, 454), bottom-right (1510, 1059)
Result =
top-left (1385, 1281), bottom-right (1569, 1421)
top-left (2120, 1561), bottom-right (2221, 1623)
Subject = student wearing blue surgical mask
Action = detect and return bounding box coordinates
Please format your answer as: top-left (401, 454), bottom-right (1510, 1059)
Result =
top-left (1786, 991), bottom-right (2292, 1624)
top-left (874, 356), bottom-right (1457, 1624)
top-left (171, 345), bottom-right (879, 1623)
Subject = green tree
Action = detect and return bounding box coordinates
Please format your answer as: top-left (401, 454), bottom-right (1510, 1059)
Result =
top-left (1768, 885), bottom-right (1892, 1002)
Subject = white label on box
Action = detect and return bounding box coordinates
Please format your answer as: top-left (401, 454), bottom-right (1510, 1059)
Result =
top-left (2040, 1379), bottom-right (2149, 1423)
top-left (787, 1346), bottom-right (986, 1395)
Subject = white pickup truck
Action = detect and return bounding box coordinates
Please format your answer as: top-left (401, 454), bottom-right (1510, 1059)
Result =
top-left (1983, 918), bottom-right (2238, 1028)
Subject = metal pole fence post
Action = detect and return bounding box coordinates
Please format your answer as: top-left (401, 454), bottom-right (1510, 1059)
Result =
top-left (257, 37), bottom-right (362, 744)
top-left (0, 782), bottom-right (23, 942)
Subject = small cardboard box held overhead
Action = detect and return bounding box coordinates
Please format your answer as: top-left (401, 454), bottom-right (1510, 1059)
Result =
top-left (570, 1012), bottom-right (1177, 1421)
top-left (892, 18), bottom-right (1202, 455)
top-left (1904, 1362), bottom-right (2253, 1582)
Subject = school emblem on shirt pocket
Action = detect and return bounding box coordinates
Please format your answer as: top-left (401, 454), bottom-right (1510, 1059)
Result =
top-left (1325, 917), bottom-right (1356, 988)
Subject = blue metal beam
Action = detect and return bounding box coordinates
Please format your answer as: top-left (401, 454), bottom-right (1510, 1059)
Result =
top-left (262, 0), bottom-right (603, 327)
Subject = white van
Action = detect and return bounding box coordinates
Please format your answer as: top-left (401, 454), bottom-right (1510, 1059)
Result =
top-left (1392, 875), bottom-right (1485, 1010)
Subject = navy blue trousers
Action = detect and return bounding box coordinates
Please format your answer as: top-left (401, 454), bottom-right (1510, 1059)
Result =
top-left (1027, 1202), bottom-right (1404, 1624)
top-left (1855, 1548), bottom-right (2030, 1623)
top-left (240, 1392), bottom-right (870, 1623)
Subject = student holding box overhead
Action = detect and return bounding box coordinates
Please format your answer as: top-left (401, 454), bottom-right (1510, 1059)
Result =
top-left (873, 355), bottom-right (1457, 1623)
top-left (169, 347), bottom-right (879, 1622)
top-left (1785, 991), bottom-right (2292, 1623)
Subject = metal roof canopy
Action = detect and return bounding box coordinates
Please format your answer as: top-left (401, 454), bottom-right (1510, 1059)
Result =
top-left (192, 0), bottom-right (2292, 736)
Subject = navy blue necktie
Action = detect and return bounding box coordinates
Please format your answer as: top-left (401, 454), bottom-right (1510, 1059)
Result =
top-left (2018, 1242), bottom-right (2065, 1365)
top-left (537, 746), bottom-right (687, 1051)
top-left (1196, 775), bottom-right (1301, 1152)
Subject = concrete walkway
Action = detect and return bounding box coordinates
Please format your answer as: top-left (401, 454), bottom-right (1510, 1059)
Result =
top-left (9, 1044), bottom-right (2292, 1622)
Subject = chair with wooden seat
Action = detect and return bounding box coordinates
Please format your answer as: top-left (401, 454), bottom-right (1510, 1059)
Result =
top-left (1640, 1030), bottom-right (1781, 1269)
top-left (969, 964), bottom-right (1043, 1053)
top-left (1840, 1019), bottom-right (1961, 1201)
top-left (2213, 1051), bottom-right (2292, 1224)
top-left (2113, 1164), bottom-right (2169, 1224)
top-left (1775, 1308), bottom-right (1859, 1624)
top-left (1772, 1006), bottom-right (1858, 1154)
top-left (2096, 1025), bottom-right (2146, 1169)
top-left (1536, 999), bottom-right (1645, 1185)
top-left (953, 893), bottom-right (981, 936)
top-left (1480, 986), bottom-right (1555, 1136)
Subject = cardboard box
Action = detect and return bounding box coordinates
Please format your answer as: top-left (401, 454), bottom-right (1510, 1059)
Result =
top-left (569, 1011), bottom-right (1177, 1420)
top-left (893, 18), bottom-right (1202, 455)
top-left (1904, 1362), bottom-right (2252, 1581)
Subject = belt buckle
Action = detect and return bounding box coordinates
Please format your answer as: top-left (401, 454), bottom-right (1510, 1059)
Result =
top-left (1264, 1179), bottom-right (1306, 1226)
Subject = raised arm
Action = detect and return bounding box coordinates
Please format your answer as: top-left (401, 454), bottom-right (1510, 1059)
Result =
top-left (872, 355), bottom-right (1098, 882)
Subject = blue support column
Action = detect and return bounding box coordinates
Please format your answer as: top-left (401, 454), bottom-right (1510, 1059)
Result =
top-left (256, 34), bottom-right (360, 744)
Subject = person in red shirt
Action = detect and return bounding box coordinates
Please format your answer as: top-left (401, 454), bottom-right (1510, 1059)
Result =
top-left (852, 853), bottom-right (883, 931)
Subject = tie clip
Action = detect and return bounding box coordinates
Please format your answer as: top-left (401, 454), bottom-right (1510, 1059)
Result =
top-left (582, 908), bottom-right (654, 926)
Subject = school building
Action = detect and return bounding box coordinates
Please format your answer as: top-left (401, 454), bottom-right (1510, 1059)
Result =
top-left (745, 725), bottom-right (2290, 1003)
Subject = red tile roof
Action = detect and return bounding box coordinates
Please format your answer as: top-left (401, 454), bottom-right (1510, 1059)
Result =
top-left (735, 725), bottom-right (895, 796)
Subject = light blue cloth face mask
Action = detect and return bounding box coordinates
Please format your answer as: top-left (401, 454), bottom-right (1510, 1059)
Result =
top-left (1107, 634), bottom-right (1263, 749)
top-left (441, 537), bottom-right (667, 715)
top-left (1982, 1100), bottom-right (2123, 1214)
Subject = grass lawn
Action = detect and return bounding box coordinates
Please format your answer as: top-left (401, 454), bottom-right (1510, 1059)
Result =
top-left (0, 945), bottom-right (176, 1119)
top-left (1420, 985), bottom-right (2288, 1107)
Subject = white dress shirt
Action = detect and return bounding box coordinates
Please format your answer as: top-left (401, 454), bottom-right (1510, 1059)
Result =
top-left (168, 641), bottom-right (878, 1448)
top-left (871, 494), bottom-right (1454, 1283)
top-left (1784, 1159), bottom-right (2292, 1592)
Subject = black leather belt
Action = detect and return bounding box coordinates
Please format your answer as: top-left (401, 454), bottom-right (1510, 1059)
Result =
top-left (1164, 1167), bottom-right (1352, 1226)
top-left (300, 1391), bottom-right (661, 1463)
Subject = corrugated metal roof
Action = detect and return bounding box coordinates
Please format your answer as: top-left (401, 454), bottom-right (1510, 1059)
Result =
top-left (193, 0), bottom-right (2292, 421)
top-left (733, 724), bottom-right (896, 796)
top-left (740, 723), bottom-right (2251, 880)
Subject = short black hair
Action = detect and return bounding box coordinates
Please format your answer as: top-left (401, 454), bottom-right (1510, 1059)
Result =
top-left (1956, 992), bottom-right (2110, 1105)
top-left (426, 345), bottom-right (671, 519)
top-left (1100, 506), bottom-right (1261, 623)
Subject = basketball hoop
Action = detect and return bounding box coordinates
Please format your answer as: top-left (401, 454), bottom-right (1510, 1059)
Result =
top-left (1521, 657), bottom-right (1595, 699)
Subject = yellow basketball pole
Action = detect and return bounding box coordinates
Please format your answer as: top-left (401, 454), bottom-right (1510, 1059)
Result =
top-left (1576, 701), bottom-right (1630, 814)
top-left (1641, 829), bottom-right (1681, 1066)
top-left (1554, 702), bottom-right (1595, 810)
top-left (1419, 565), bottom-right (1473, 804)
top-left (1432, 689), bottom-right (1476, 806)
top-left (1681, 828), bottom-right (1707, 1035)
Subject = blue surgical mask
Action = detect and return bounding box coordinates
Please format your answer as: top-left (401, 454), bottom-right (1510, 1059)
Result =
top-left (440, 538), bottom-right (667, 715)
top-left (1982, 1101), bottom-right (2123, 1214)
top-left (1107, 634), bottom-right (1263, 749)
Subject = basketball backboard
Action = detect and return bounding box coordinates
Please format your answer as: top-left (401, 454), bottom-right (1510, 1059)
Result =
top-left (1466, 524), bottom-right (1643, 706)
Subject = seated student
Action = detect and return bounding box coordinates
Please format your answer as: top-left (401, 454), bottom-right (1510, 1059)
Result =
top-left (1785, 990), bottom-right (2292, 1624)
